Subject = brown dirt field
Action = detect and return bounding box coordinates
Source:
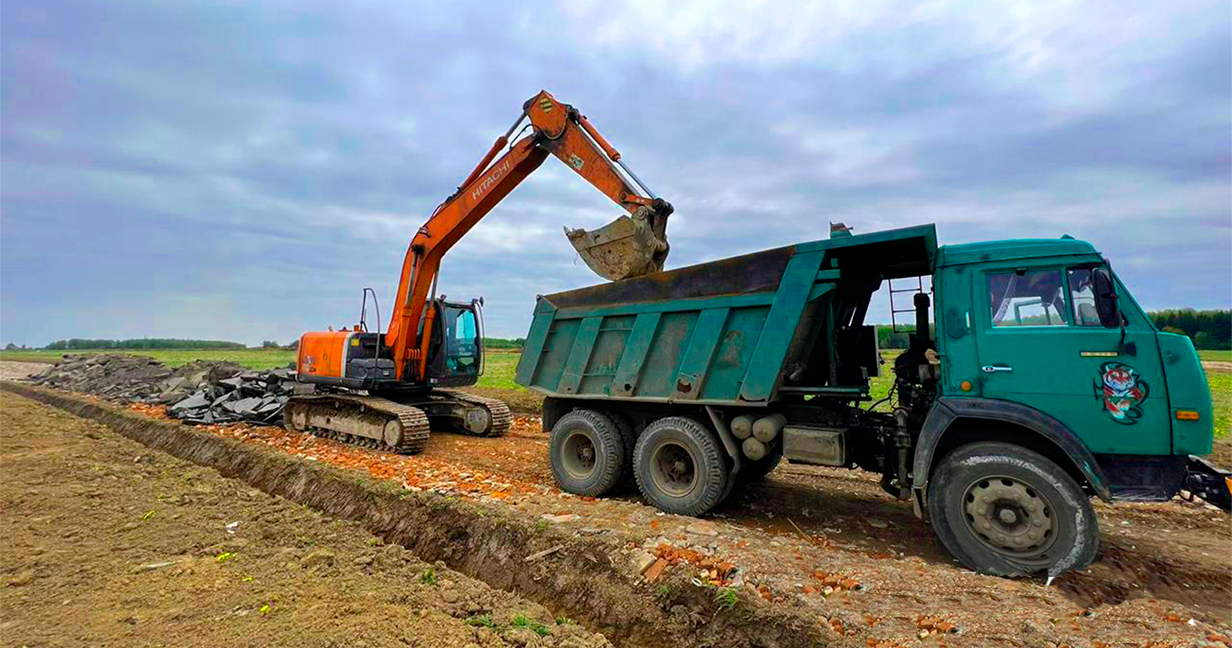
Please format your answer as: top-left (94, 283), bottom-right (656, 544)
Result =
top-left (187, 421), bottom-right (1232, 645)
top-left (0, 362), bottom-right (45, 381)
top-left (0, 393), bottom-right (612, 648)
top-left (6, 382), bottom-right (1232, 647)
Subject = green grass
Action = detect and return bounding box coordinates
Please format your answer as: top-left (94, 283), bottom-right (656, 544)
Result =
top-left (509, 614), bottom-right (551, 637)
top-left (0, 348), bottom-right (295, 370)
top-left (866, 350), bottom-right (901, 404)
top-left (1199, 349), bottom-right (1231, 363)
top-left (476, 350), bottom-right (521, 390)
top-left (1209, 371), bottom-right (1231, 439)
top-left (467, 350), bottom-right (542, 412)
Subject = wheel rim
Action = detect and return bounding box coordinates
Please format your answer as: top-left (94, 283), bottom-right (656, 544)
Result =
top-left (961, 475), bottom-right (1058, 566)
top-left (649, 441), bottom-right (698, 498)
top-left (561, 430), bottom-right (598, 480)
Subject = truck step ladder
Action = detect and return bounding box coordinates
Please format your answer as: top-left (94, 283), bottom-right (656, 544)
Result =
top-left (888, 276), bottom-right (927, 332)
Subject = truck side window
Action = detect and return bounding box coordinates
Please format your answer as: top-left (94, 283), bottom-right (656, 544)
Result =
top-left (1067, 268), bottom-right (1103, 326)
top-left (988, 270), bottom-right (1069, 327)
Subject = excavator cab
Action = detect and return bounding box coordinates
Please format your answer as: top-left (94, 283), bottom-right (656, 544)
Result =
top-left (423, 298), bottom-right (485, 387)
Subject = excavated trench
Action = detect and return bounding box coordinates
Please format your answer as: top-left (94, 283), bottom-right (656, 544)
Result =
top-left (1, 382), bottom-right (825, 648)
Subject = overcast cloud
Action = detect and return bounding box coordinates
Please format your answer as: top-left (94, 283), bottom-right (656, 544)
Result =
top-left (2, 0), bottom-right (1229, 345)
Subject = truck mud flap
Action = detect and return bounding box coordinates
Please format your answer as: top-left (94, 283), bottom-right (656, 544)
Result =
top-left (1184, 455), bottom-right (1232, 512)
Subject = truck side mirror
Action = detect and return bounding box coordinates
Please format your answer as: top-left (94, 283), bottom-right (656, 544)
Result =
top-left (1091, 267), bottom-right (1120, 328)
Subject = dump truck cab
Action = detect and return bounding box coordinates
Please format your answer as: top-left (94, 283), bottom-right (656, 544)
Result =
top-left (917, 237), bottom-right (1215, 503)
top-left (517, 224), bottom-right (1228, 578)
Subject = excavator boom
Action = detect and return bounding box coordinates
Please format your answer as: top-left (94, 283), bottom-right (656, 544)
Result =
top-left (386, 90), bottom-right (673, 382)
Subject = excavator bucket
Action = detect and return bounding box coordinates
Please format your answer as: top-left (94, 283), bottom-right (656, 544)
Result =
top-left (564, 207), bottom-right (669, 281)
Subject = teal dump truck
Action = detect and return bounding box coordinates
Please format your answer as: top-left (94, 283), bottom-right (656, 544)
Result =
top-left (514, 224), bottom-right (1229, 576)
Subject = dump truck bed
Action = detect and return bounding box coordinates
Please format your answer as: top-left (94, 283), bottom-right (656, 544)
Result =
top-left (514, 225), bottom-right (938, 406)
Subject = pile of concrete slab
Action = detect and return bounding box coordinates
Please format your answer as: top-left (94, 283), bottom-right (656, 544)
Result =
top-left (32, 353), bottom-right (181, 400)
top-left (29, 353), bottom-right (295, 426)
top-left (165, 367), bottom-right (294, 425)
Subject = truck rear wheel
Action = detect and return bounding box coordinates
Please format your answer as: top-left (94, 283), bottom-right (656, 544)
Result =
top-left (928, 442), bottom-right (1098, 577)
top-left (549, 409), bottom-right (626, 497)
top-left (602, 411), bottom-right (637, 484)
top-left (634, 417), bottom-right (729, 516)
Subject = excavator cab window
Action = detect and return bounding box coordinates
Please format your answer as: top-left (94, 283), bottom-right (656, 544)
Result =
top-left (424, 300), bottom-right (484, 386)
top-left (443, 305), bottom-right (481, 377)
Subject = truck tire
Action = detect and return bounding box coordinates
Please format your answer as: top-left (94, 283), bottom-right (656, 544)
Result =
top-left (738, 446), bottom-right (783, 483)
top-left (634, 417), bottom-right (730, 516)
top-left (603, 411), bottom-right (637, 484)
top-left (550, 409), bottom-right (626, 497)
top-left (928, 441), bottom-right (1098, 577)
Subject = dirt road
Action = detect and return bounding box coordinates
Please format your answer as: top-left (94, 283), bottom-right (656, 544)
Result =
top-left (0, 393), bottom-right (612, 648)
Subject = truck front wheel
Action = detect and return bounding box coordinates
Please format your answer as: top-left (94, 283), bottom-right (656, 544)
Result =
top-left (634, 417), bottom-right (730, 516)
top-left (928, 442), bottom-right (1099, 577)
top-left (549, 409), bottom-right (626, 497)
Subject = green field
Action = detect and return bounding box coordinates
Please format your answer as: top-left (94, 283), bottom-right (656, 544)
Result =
top-left (3, 346), bottom-right (1226, 438)
top-left (1199, 349), bottom-right (1232, 363)
top-left (0, 348), bottom-right (297, 370)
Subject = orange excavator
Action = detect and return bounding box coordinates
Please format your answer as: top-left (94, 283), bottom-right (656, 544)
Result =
top-left (285, 90), bottom-right (673, 453)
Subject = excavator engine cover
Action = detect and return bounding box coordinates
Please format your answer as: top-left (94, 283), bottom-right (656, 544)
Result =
top-left (565, 206), bottom-right (669, 281)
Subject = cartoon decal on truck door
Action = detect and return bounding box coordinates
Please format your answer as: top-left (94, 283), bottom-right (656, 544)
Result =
top-left (1096, 361), bottom-right (1149, 424)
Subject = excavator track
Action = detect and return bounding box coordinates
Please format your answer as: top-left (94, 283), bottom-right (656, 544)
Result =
top-left (284, 394), bottom-right (431, 455)
top-left (434, 389), bottom-right (513, 438)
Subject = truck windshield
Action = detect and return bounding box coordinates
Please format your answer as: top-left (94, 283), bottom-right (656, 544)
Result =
top-left (988, 270), bottom-right (1069, 327)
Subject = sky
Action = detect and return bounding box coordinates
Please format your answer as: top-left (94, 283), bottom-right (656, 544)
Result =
top-left (2, 0), bottom-right (1229, 346)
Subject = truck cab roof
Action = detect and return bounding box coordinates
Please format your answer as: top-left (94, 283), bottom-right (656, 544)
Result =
top-left (937, 237), bottom-right (1099, 268)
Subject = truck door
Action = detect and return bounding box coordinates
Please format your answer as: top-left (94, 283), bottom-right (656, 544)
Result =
top-left (972, 264), bottom-right (1169, 454)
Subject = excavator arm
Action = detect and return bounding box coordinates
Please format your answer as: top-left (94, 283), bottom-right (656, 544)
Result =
top-left (385, 90), bottom-right (673, 382)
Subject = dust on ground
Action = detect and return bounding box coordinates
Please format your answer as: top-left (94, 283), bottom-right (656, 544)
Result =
top-left (0, 393), bottom-right (612, 648)
top-left (0, 361), bottom-right (45, 381)
top-left (110, 398), bottom-right (1232, 647)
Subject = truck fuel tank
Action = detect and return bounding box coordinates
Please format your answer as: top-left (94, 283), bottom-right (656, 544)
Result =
top-left (782, 426), bottom-right (846, 467)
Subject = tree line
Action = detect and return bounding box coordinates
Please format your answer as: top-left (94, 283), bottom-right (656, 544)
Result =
top-left (37, 337), bottom-right (528, 351)
top-left (1149, 309), bottom-right (1230, 350)
top-left (44, 338), bottom-right (246, 350)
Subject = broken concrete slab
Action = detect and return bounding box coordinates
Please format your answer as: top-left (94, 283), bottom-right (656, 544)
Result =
top-left (29, 353), bottom-right (293, 427)
top-left (170, 393), bottom-right (209, 411)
